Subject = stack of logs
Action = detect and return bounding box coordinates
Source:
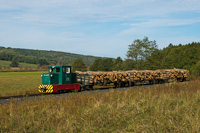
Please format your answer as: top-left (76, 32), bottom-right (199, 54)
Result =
top-left (76, 69), bottom-right (190, 84)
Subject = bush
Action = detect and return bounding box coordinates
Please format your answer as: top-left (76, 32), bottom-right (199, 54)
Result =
top-left (191, 61), bottom-right (200, 75)
top-left (10, 58), bottom-right (19, 67)
top-left (71, 58), bottom-right (87, 72)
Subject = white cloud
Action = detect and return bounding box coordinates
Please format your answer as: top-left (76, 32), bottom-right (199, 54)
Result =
top-left (1, 0), bottom-right (200, 25)
top-left (130, 18), bottom-right (200, 27)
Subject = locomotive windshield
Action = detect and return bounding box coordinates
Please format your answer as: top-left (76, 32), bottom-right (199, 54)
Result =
top-left (49, 67), bottom-right (54, 73)
top-left (49, 66), bottom-right (70, 73)
top-left (49, 67), bottom-right (61, 73)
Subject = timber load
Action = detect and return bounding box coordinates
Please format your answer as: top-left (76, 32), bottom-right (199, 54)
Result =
top-left (76, 68), bottom-right (189, 85)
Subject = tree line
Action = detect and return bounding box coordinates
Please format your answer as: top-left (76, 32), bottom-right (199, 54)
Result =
top-left (72, 37), bottom-right (200, 75)
top-left (0, 47), bottom-right (99, 67)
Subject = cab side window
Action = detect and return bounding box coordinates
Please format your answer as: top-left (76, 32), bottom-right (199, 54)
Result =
top-left (66, 67), bottom-right (71, 73)
top-left (56, 67), bottom-right (60, 73)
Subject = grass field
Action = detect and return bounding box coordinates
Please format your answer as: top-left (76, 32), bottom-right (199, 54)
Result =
top-left (0, 60), bottom-right (38, 68)
top-left (0, 80), bottom-right (199, 132)
top-left (0, 71), bottom-right (47, 97)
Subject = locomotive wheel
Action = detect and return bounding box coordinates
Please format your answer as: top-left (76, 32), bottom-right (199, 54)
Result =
top-left (80, 85), bottom-right (86, 91)
top-left (119, 82), bottom-right (122, 88)
top-left (114, 84), bottom-right (118, 88)
top-left (129, 81), bottom-right (132, 87)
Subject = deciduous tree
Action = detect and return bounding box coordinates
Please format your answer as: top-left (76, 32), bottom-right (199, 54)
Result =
top-left (71, 58), bottom-right (87, 72)
top-left (10, 57), bottom-right (19, 67)
top-left (112, 57), bottom-right (123, 71)
top-left (37, 58), bottom-right (49, 67)
top-left (126, 37), bottom-right (158, 61)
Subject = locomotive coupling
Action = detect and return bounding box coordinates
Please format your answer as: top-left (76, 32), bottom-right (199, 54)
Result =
top-left (38, 85), bottom-right (53, 93)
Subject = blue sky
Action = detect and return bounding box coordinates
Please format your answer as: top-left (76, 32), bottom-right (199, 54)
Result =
top-left (0, 0), bottom-right (200, 59)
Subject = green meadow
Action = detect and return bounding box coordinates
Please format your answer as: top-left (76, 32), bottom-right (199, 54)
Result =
top-left (0, 71), bottom-right (46, 97)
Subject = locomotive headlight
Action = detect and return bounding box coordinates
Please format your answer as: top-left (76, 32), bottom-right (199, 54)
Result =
top-left (41, 75), bottom-right (43, 77)
top-left (50, 74), bottom-right (53, 77)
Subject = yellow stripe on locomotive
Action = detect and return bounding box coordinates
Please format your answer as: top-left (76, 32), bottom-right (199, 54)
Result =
top-left (38, 85), bottom-right (53, 93)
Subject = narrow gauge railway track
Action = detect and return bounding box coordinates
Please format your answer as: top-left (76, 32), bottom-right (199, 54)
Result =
top-left (0, 85), bottom-right (113, 101)
top-left (0, 93), bottom-right (48, 100)
top-left (0, 82), bottom-right (172, 105)
top-left (0, 86), bottom-right (112, 101)
top-left (0, 93), bottom-right (54, 105)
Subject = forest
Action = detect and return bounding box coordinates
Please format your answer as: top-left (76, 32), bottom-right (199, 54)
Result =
top-left (0, 47), bottom-right (99, 66)
top-left (88, 38), bottom-right (200, 75)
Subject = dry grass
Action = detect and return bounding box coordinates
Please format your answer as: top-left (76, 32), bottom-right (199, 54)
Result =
top-left (0, 80), bottom-right (200, 132)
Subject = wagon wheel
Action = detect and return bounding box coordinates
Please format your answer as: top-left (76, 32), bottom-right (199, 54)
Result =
top-left (129, 81), bottom-right (132, 87)
top-left (112, 82), bottom-right (117, 88)
top-left (80, 85), bottom-right (85, 92)
top-left (119, 82), bottom-right (122, 88)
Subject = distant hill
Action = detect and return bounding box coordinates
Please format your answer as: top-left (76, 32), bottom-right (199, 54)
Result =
top-left (0, 46), bottom-right (102, 66)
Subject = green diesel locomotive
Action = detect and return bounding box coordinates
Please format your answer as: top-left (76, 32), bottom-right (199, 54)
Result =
top-left (39, 65), bottom-right (92, 93)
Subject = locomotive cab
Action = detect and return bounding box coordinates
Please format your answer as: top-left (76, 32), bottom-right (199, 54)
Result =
top-left (39, 65), bottom-right (80, 93)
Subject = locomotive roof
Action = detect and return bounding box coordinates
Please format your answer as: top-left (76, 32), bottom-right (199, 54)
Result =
top-left (48, 65), bottom-right (71, 67)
